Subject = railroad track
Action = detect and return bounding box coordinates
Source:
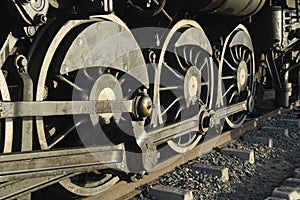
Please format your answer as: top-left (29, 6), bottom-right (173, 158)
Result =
top-left (151, 107), bottom-right (300, 200)
top-left (83, 106), bottom-right (285, 200)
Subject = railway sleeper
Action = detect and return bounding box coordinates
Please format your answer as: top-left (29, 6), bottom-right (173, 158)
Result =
top-left (149, 185), bottom-right (193, 200)
top-left (271, 186), bottom-right (300, 200)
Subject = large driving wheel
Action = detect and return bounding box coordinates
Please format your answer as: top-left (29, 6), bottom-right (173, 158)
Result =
top-left (153, 20), bottom-right (215, 153)
top-left (28, 15), bottom-right (147, 197)
top-left (219, 24), bottom-right (255, 128)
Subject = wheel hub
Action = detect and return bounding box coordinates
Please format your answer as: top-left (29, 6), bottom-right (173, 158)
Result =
top-left (237, 61), bottom-right (248, 93)
top-left (98, 88), bottom-right (116, 119)
top-left (184, 66), bottom-right (201, 107)
top-left (89, 74), bottom-right (123, 125)
top-left (189, 76), bottom-right (198, 98)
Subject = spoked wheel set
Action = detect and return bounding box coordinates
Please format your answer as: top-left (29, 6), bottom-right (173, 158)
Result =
top-left (0, 15), bottom-right (256, 197)
top-left (218, 25), bottom-right (255, 128)
top-left (154, 20), bottom-right (215, 153)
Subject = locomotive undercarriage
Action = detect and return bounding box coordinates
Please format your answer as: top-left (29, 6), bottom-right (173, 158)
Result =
top-left (0, 0), bottom-right (299, 199)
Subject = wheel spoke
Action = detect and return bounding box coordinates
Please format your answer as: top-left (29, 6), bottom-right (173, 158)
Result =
top-left (224, 58), bottom-right (237, 71)
top-left (177, 137), bottom-right (182, 145)
top-left (236, 46), bottom-right (242, 60)
top-left (222, 75), bottom-right (236, 80)
top-left (55, 75), bottom-right (86, 93)
top-left (199, 57), bottom-right (209, 71)
top-left (163, 62), bottom-right (184, 80)
top-left (49, 119), bottom-right (87, 148)
top-left (242, 49), bottom-right (247, 61)
top-left (245, 54), bottom-right (251, 64)
top-left (222, 84), bottom-right (235, 99)
top-left (189, 46), bottom-right (195, 66)
top-left (174, 107), bottom-right (183, 120)
top-left (183, 46), bottom-right (188, 66)
top-left (194, 51), bottom-right (202, 66)
top-left (119, 78), bottom-right (125, 85)
top-left (228, 90), bottom-right (238, 104)
top-left (82, 68), bottom-right (95, 81)
top-left (230, 48), bottom-right (239, 64)
top-left (159, 86), bottom-right (181, 91)
top-left (115, 71), bottom-right (120, 79)
top-left (161, 96), bottom-right (182, 116)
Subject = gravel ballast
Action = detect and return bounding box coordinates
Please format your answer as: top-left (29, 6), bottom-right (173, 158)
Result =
top-left (131, 110), bottom-right (300, 200)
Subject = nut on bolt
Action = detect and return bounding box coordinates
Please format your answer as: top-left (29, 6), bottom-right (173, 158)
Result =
top-left (34, 14), bottom-right (47, 24)
top-left (247, 95), bottom-right (255, 113)
top-left (26, 26), bottom-right (36, 37)
top-left (135, 93), bottom-right (153, 119)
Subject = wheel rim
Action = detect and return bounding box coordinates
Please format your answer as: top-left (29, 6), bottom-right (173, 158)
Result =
top-left (219, 24), bottom-right (255, 128)
top-left (27, 16), bottom-right (145, 196)
top-left (59, 173), bottom-right (119, 197)
top-left (153, 20), bottom-right (215, 153)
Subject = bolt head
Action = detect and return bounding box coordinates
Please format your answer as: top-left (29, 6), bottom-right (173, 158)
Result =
top-left (137, 94), bottom-right (153, 118)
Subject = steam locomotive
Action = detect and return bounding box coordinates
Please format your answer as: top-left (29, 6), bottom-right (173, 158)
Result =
top-left (0, 0), bottom-right (299, 198)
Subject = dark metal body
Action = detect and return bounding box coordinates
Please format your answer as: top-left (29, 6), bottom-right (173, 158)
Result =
top-left (186, 0), bottom-right (266, 16)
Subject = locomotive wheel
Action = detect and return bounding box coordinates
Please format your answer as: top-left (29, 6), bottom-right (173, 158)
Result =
top-left (0, 69), bottom-right (13, 153)
top-left (154, 20), bottom-right (215, 153)
top-left (28, 16), bottom-right (147, 197)
top-left (219, 24), bottom-right (255, 128)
